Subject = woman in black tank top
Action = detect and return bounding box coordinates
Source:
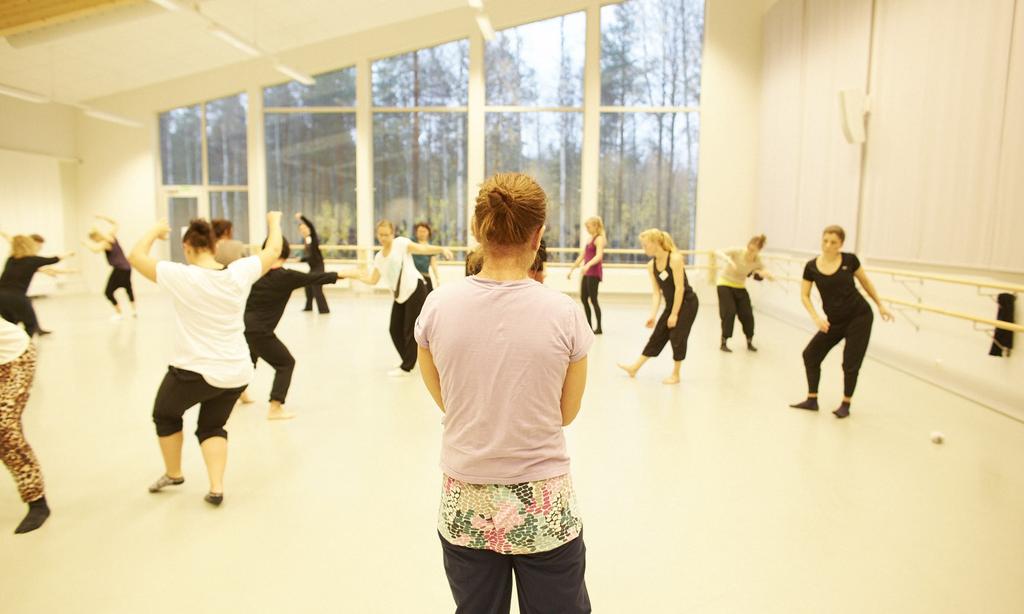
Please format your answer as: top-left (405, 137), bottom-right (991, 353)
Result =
top-left (789, 225), bottom-right (893, 418)
top-left (618, 229), bottom-right (700, 385)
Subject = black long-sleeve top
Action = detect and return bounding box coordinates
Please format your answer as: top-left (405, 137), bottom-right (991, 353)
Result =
top-left (299, 215), bottom-right (324, 270)
top-left (0, 256), bottom-right (60, 294)
top-left (244, 268), bottom-right (338, 334)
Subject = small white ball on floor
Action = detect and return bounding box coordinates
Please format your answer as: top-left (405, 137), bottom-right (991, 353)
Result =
top-left (930, 431), bottom-right (945, 444)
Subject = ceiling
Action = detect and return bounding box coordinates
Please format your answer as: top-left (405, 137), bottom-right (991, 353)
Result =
top-left (0, 0), bottom-right (467, 103)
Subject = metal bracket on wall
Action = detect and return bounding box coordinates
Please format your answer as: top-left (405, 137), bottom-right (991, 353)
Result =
top-left (890, 304), bottom-right (921, 332)
top-left (892, 275), bottom-right (923, 302)
top-left (975, 322), bottom-right (1012, 357)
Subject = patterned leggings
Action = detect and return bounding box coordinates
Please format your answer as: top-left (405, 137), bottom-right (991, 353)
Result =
top-left (0, 344), bottom-right (44, 503)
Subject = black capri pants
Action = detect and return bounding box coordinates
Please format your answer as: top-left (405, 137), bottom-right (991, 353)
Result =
top-left (717, 285), bottom-right (754, 340)
top-left (152, 367), bottom-right (245, 442)
top-left (0, 291), bottom-right (40, 336)
top-left (440, 532), bottom-right (591, 614)
top-left (643, 294), bottom-right (700, 361)
top-left (245, 332), bottom-right (295, 404)
top-left (104, 268), bottom-right (134, 305)
top-left (801, 308), bottom-right (873, 398)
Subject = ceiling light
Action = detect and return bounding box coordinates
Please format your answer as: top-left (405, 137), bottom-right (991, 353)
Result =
top-left (0, 83), bottom-right (50, 104)
top-left (149, 0), bottom-right (185, 11)
top-left (468, 0), bottom-right (483, 9)
top-left (83, 108), bottom-right (143, 128)
top-left (275, 64), bottom-right (316, 86)
top-left (209, 26), bottom-right (262, 57)
top-left (475, 14), bottom-right (495, 41)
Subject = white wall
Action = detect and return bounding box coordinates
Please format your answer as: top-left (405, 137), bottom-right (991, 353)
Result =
top-left (69, 0), bottom-right (765, 297)
top-left (755, 0), bottom-right (1024, 417)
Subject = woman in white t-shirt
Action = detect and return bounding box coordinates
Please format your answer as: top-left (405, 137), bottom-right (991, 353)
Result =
top-left (346, 220), bottom-right (452, 376)
top-left (128, 212), bottom-right (283, 506)
top-left (0, 319), bottom-right (50, 533)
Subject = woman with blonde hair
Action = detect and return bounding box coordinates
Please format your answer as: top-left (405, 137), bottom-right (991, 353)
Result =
top-left (83, 214), bottom-right (136, 319)
top-left (568, 216), bottom-right (606, 334)
top-left (416, 173), bottom-right (593, 613)
top-left (618, 228), bottom-right (699, 385)
top-left (0, 235), bottom-right (74, 336)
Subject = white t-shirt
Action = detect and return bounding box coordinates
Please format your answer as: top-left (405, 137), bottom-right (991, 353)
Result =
top-left (0, 319), bottom-right (30, 365)
top-left (156, 256), bottom-right (263, 388)
top-left (373, 237), bottom-right (424, 304)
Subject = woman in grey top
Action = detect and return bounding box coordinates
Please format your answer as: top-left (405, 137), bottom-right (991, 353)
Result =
top-left (716, 234), bottom-right (773, 352)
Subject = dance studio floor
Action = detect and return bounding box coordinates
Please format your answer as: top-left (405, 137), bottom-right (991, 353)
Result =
top-left (2, 289), bottom-right (1023, 613)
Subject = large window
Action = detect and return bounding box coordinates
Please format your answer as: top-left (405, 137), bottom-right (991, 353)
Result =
top-left (159, 93), bottom-right (250, 245)
top-left (264, 68), bottom-right (357, 251)
top-left (372, 40), bottom-right (468, 246)
top-left (600, 0), bottom-right (704, 262)
top-left (486, 12), bottom-right (585, 261)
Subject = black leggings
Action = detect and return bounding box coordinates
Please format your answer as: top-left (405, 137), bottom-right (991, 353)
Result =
top-left (304, 266), bottom-right (329, 313)
top-left (246, 333), bottom-right (295, 403)
top-left (717, 285), bottom-right (753, 340)
top-left (0, 292), bottom-right (39, 336)
top-left (389, 281), bottom-right (427, 372)
top-left (152, 367), bottom-right (245, 442)
top-left (440, 532), bottom-right (591, 614)
top-left (580, 276), bottom-right (601, 331)
top-left (802, 309), bottom-right (873, 398)
top-left (642, 295), bottom-right (700, 361)
top-left (104, 268), bottom-right (134, 305)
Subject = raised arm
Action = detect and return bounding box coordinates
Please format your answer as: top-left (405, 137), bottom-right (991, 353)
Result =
top-left (407, 241), bottom-right (453, 260)
top-left (560, 357), bottom-right (588, 426)
top-left (417, 347), bottom-right (445, 413)
top-left (128, 220), bottom-right (170, 283)
top-left (854, 267), bottom-right (894, 322)
top-left (258, 212), bottom-right (284, 275)
top-left (95, 214), bottom-right (119, 236)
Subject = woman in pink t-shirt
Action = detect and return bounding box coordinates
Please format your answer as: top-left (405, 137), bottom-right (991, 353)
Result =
top-left (416, 173), bottom-right (594, 614)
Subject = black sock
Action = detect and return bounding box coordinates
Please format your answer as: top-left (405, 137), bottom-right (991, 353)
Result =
top-left (833, 402), bottom-right (851, 418)
top-left (790, 397), bottom-right (819, 411)
top-left (14, 497), bottom-right (50, 534)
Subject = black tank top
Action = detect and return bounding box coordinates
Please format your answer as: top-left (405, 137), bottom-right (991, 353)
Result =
top-left (653, 254), bottom-right (694, 305)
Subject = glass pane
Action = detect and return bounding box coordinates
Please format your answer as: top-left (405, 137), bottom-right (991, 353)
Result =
top-left (263, 67), bottom-right (357, 107)
top-left (209, 191), bottom-right (250, 244)
top-left (486, 12), bottom-right (585, 107)
top-left (485, 112), bottom-right (582, 260)
top-left (206, 93), bottom-right (248, 185)
top-left (168, 196), bottom-right (198, 263)
top-left (159, 105), bottom-right (201, 185)
top-left (600, 0), bottom-right (705, 107)
top-left (373, 112), bottom-right (467, 245)
top-left (373, 39), bottom-right (468, 107)
top-left (265, 113), bottom-right (357, 253)
top-left (598, 112), bottom-right (700, 263)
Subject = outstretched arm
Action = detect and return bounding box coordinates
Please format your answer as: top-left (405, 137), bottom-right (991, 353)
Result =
top-left (128, 220), bottom-right (171, 283)
top-left (407, 241), bottom-right (453, 260)
top-left (257, 212), bottom-right (284, 275)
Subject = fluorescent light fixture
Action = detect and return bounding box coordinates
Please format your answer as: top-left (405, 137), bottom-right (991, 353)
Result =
top-left (149, 0), bottom-right (185, 11)
top-left (0, 83), bottom-right (50, 104)
top-left (468, 0), bottom-right (484, 8)
top-left (475, 14), bottom-right (495, 41)
top-left (83, 109), bottom-right (143, 128)
top-left (209, 26), bottom-right (262, 57)
top-left (275, 63), bottom-right (316, 86)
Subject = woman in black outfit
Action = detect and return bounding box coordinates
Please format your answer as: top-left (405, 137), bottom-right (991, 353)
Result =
top-left (618, 228), bottom-right (699, 385)
top-left (790, 225), bottom-right (893, 418)
top-left (296, 213), bottom-right (329, 314)
top-left (0, 235), bottom-right (74, 336)
top-left (84, 215), bottom-right (136, 319)
top-left (244, 238), bottom-right (347, 420)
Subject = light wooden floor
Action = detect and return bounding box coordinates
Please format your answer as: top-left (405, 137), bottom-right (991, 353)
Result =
top-left (2, 290), bottom-right (1022, 613)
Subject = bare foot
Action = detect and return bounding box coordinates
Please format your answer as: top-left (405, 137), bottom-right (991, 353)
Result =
top-left (662, 374), bottom-right (680, 385)
top-left (617, 363), bottom-right (639, 378)
top-left (267, 409), bottom-right (296, 421)
top-left (238, 392), bottom-right (254, 405)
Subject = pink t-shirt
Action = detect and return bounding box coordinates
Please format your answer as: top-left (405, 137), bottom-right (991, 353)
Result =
top-left (415, 276), bottom-right (594, 485)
